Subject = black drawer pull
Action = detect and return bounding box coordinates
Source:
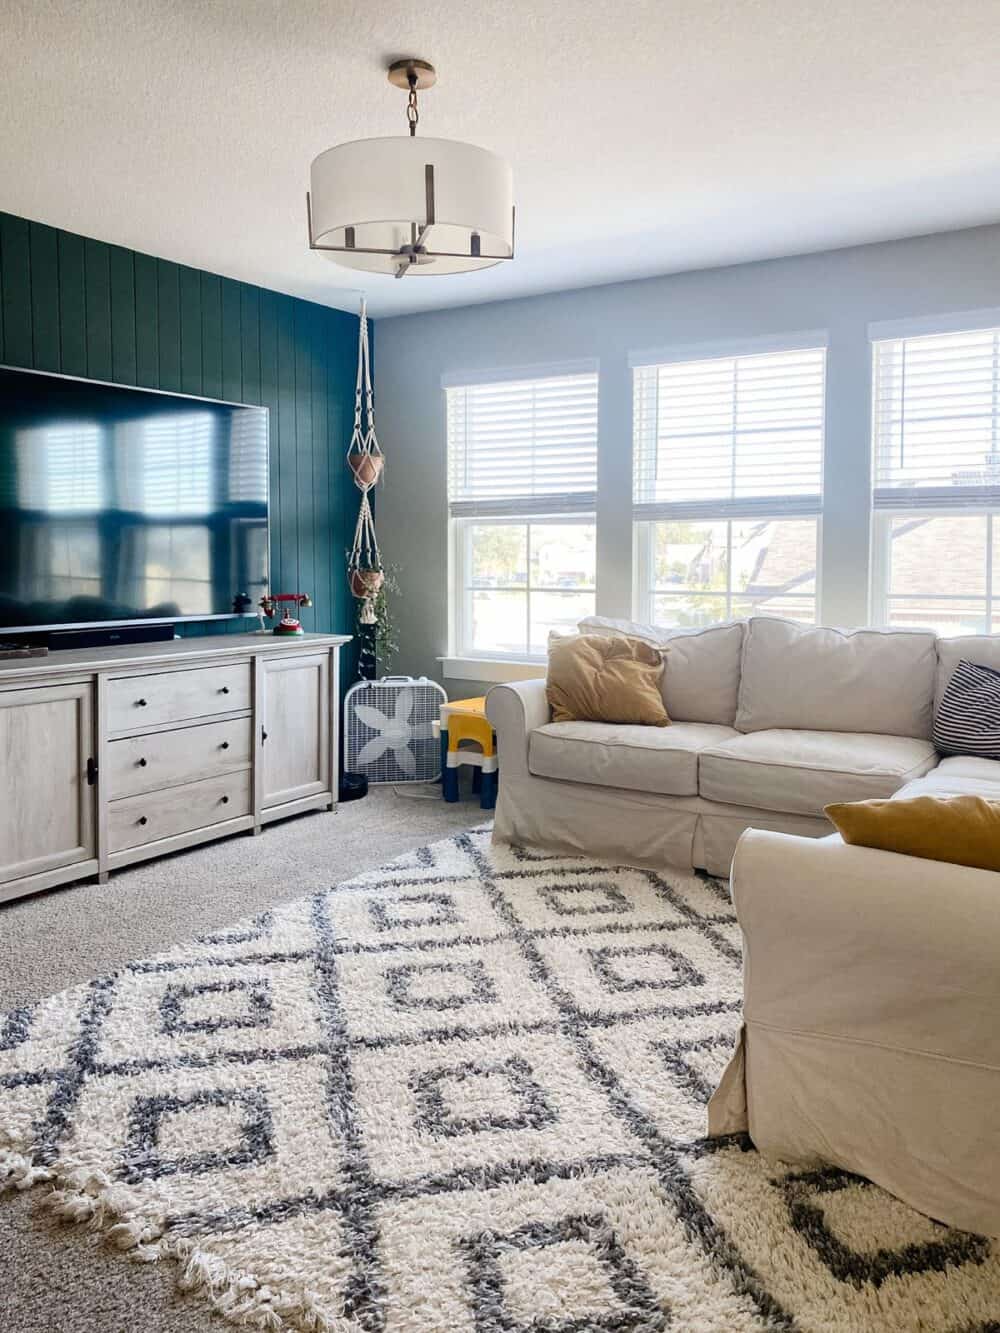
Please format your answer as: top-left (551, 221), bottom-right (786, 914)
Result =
top-left (138, 815), bottom-right (148, 826)
top-left (137, 757), bottom-right (147, 767)
top-left (220, 686), bottom-right (230, 694)
top-left (221, 794), bottom-right (230, 804)
top-left (220, 741), bottom-right (230, 750)
top-left (136, 698), bottom-right (147, 707)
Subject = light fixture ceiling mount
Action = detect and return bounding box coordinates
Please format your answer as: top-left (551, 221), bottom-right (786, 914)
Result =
top-left (307, 57), bottom-right (514, 280)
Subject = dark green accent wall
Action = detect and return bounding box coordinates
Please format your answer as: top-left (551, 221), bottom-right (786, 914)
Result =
top-left (0, 210), bottom-right (360, 644)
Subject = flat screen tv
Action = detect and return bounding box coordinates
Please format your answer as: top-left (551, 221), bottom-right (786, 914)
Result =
top-left (0, 366), bottom-right (269, 634)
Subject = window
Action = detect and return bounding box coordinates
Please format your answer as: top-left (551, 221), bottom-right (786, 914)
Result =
top-left (447, 370), bottom-right (598, 658)
top-left (632, 344), bottom-right (825, 626)
top-left (871, 324), bottom-right (1000, 635)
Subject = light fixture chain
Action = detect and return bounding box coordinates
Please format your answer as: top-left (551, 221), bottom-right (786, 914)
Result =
top-left (406, 70), bottom-right (418, 136)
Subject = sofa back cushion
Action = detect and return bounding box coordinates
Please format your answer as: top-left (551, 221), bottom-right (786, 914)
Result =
top-left (935, 635), bottom-right (1000, 711)
top-left (576, 615), bottom-right (743, 725)
top-left (735, 617), bottom-right (937, 738)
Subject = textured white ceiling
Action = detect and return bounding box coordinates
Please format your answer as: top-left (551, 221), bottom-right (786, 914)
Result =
top-left (2, 0), bottom-right (999, 318)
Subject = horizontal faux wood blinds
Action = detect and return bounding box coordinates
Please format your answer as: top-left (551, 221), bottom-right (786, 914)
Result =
top-left (633, 347), bottom-right (826, 520)
top-left (447, 372), bottom-right (599, 517)
top-left (873, 327), bottom-right (1000, 510)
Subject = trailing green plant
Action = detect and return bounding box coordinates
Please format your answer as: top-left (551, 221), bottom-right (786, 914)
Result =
top-left (359, 561), bottom-right (401, 673)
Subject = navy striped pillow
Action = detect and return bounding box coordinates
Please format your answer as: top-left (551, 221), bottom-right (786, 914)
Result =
top-left (933, 658), bottom-right (1000, 759)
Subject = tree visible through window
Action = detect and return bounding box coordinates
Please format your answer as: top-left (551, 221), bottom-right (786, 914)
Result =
top-left (448, 371), bottom-right (598, 659)
top-left (633, 344), bottom-right (826, 625)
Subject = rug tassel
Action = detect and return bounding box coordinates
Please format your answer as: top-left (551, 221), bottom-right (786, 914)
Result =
top-left (0, 1148), bottom-right (52, 1192)
top-left (0, 1141), bottom-right (331, 1333)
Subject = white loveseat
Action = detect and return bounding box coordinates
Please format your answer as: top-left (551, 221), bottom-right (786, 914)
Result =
top-left (486, 614), bottom-right (1000, 876)
top-left (487, 613), bottom-right (1000, 1235)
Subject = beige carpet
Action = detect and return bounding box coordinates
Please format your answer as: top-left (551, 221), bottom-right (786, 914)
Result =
top-left (0, 786), bottom-right (478, 1333)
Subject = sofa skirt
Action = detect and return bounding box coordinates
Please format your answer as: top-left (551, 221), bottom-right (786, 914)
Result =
top-left (491, 769), bottom-right (830, 876)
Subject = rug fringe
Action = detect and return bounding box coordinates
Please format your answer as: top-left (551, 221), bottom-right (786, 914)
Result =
top-left (0, 1139), bottom-right (340, 1332)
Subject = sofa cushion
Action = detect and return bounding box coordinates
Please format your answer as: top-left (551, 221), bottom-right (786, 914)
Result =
top-left (699, 729), bottom-right (938, 817)
top-left (933, 658), bottom-right (1000, 759)
top-left (528, 720), bottom-right (739, 797)
top-left (895, 754), bottom-right (1000, 803)
top-left (735, 617), bottom-right (937, 738)
top-left (935, 634), bottom-right (1000, 711)
top-left (577, 615), bottom-right (743, 726)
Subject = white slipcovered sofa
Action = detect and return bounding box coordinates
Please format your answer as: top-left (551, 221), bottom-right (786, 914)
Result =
top-left (487, 614), bottom-right (1000, 1236)
top-left (486, 613), bottom-right (994, 876)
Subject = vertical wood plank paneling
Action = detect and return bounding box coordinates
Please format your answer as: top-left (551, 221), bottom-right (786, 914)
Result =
top-left (276, 294), bottom-right (298, 596)
top-left (57, 230), bottom-right (87, 377)
top-left (178, 266), bottom-right (203, 397)
top-left (200, 272), bottom-right (223, 400)
top-left (259, 288), bottom-right (281, 594)
top-left (294, 301), bottom-right (315, 629)
top-left (1, 215), bottom-right (33, 366)
top-left (156, 260), bottom-right (181, 392)
top-left (312, 307), bottom-right (331, 637)
top-left (221, 278), bottom-right (242, 403)
top-left (28, 222), bottom-right (60, 372)
top-left (109, 247), bottom-right (137, 385)
top-left (84, 238), bottom-right (113, 380)
top-left (133, 252), bottom-right (159, 387)
top-left (240, 285), bottom-right (261, 406)
top-left (0, 210), bottom-right (355, 643)
top-left (0, 220), bottom-right (5, 362)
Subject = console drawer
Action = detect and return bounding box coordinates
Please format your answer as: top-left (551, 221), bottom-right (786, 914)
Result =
top-left (108, 771), bottom-right (252, 853)
top-left (107, 717), bottom-right (251, 798)
top-left (107, 661), bottom-right (250, 732)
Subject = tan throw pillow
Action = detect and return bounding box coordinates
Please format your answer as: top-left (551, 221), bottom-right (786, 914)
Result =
top-left (546, 633), bottom-right (670, 726)
top-left (825, 794), bottom-right (1000, 873)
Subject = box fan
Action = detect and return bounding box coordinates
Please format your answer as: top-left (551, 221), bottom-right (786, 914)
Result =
top-left (344, 676), bottom-right (447, 783)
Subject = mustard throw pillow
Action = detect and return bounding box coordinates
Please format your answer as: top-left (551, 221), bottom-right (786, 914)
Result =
top-left (825, 794), bottom-right (1000, 873)
top-left (546, 633), bottom-right (669, 726)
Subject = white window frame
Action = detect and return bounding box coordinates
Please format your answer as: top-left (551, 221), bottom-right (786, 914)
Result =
top-left (450, 513), bottom-right (597, 666)
top-left (444, 363), bottom-right (598, 675)
top-left (631, 334), bottom-right (827, 626)
top-left (633, 515), bottom-right (823, 625)
top-left (869, 505), bottom-right (997, 632)
top-left (868, 310), bottom-right (1000, 634)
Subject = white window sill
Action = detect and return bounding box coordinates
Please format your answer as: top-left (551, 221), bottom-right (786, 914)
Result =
top-left (439, 656), bottom-right (546, 684)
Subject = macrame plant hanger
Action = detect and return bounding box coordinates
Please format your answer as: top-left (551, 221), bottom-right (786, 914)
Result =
top-left (347, 297), bottom-right (384, 680)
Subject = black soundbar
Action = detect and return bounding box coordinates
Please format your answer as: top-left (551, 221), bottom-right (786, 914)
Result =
top-left (45, 623), bottom-right (177, 651)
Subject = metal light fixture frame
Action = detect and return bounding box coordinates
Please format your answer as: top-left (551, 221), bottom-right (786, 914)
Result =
top-left (306, 58), bottom-right (516, 278)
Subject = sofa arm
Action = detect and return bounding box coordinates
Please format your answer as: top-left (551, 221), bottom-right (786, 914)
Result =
top-left (717, 827), bottom-right (1000, 1235)
top-left (486, 679), bottom-right (550, 778)
top-left (731, 829), bottom-right (1000, 1069)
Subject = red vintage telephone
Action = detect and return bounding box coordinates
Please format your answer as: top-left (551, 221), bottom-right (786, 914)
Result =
top-left (259, 593), bottom-right (312, 636)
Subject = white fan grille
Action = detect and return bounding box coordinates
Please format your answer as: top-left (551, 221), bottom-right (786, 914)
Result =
top-left (344, 677), bottom-right (447, 784)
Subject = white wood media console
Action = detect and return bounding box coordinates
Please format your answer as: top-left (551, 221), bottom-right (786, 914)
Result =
top-left (0, 632), bottom-right (351, 905)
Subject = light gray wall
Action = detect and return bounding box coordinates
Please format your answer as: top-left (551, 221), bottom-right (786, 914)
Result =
top-left (375, 223), bottom-right (1000, 695)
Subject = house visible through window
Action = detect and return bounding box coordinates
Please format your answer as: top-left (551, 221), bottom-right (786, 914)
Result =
top-left (447, 370), bottom-right (598, 658)
top-left (871, 324), bottom-right (1000, 635)
top-left (632, 344), bottom-right (826, 626)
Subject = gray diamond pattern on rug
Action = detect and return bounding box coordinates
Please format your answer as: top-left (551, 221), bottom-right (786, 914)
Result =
top-left (1, 826), bottom-right (999, 1332)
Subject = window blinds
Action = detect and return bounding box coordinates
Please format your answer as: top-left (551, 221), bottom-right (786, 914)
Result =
top-left (447, 372), bottom-right (599, 518)
top-left (873, 327), bottom-right (1000, 511)
top-left (632, 347), bottom-right (826, 520)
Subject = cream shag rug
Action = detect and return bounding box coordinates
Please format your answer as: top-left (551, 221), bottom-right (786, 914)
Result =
top-left (2, 828), bottom-right (998, 1332)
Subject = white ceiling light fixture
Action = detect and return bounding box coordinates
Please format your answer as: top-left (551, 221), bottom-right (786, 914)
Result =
top-left (307, 58), bottom-right (515, 281)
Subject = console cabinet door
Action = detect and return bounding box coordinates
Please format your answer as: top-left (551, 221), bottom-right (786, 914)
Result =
top-left (0, 681), bottom-right (96, 885)
top-left (260, 653), bottom-right (330, 808)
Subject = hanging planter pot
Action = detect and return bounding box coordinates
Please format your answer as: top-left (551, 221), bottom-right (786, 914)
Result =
top-left (348, 453), bottom-right (384, 489)
top-left (349, 567), bottom-right (385, 600)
